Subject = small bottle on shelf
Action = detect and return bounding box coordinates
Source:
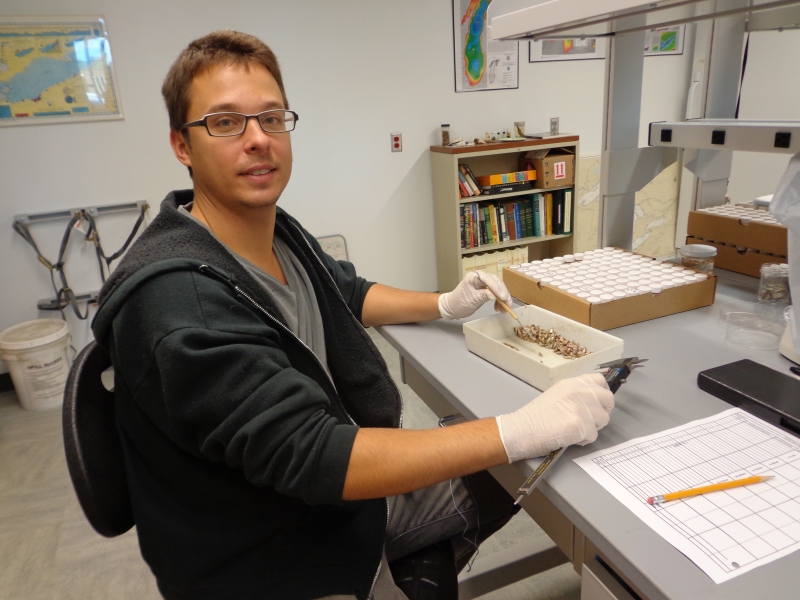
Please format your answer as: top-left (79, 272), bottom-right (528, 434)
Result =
top-left (441, 124), bottom-right (451, 146)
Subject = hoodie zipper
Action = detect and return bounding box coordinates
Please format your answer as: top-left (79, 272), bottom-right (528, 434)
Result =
top-left (287, 222), bottom-right (401, 598)
top-left (197, 264), bottom-right (356, 426)
top-left (288, 220), bottom-right (405, 429)
top-left (200, 251), bottom-right (393, 599)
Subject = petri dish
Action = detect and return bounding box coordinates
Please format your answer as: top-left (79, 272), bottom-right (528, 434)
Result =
top-left (717, 301), bottom-right (781, 324)
top-left (725, 314), bottom-right (785, 349)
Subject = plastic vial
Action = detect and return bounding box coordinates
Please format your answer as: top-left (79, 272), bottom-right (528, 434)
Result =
top-left (678, 244), bottom-right (717, 272)
top-left (441, 124), bottom-right (451, 146)
top-left (577, 292), bottom-right (591, 299)
top-left (587, 296), bottom-right (602, 304)
top-left (600, 293), bottom-right (615, 303)
top-left (564, 254), bottom-right (575, 263)
top-left (612, 291), bottom-right (627, 300)
top-left (758, 263), bottom-right (791, 303)
top-left (567, 288), bottom-right (581, 295)
top-left (574, 253), bottom-right (585, 261)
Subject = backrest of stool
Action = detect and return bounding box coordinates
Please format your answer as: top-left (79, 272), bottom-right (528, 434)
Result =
top-left (62, 341), bottom-right (134, 537)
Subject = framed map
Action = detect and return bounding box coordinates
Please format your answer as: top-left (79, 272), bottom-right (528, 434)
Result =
top-left (644, 25), bottom-right (685, 56)
top-left (0, 16), bottom-right (122, 126)
top-left (529, 38), bottom-right (608, 62)
top-left (453, 0), bottom-right (518, 93)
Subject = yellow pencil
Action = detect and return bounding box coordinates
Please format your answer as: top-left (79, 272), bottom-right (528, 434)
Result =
top-left (648, 475), bottom-right (773, 505)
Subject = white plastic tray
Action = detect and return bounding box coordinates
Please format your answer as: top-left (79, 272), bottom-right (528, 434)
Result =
top-left (463, 304), bottom-right (624, 391)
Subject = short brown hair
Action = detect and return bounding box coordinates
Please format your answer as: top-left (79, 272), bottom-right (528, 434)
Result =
top-left (162, 30), bottom-right (288, 132)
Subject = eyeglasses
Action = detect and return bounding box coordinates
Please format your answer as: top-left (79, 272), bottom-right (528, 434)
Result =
top-left (181, 109), bottom-right (299, 137)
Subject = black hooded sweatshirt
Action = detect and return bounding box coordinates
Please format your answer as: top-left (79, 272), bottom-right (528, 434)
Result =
top-left (92, 189), bottom-right (403, 599)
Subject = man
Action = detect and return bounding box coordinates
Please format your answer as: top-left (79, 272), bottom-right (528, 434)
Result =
top-left (92, 30), bottom-right (613, 600)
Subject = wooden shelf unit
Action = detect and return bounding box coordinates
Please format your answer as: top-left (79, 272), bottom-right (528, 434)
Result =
top-left (431, 136), bottom-right (580, 292)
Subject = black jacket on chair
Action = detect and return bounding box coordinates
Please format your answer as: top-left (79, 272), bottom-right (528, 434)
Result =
top-left (92, 190), bottom-right (403, 600)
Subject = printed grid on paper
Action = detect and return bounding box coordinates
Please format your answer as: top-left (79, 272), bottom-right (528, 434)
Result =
top-left (590, 412), bottom-right (800, 575)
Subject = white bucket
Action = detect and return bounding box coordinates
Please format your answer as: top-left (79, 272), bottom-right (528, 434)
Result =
top-left (0, 319), bottom-right (71, 411)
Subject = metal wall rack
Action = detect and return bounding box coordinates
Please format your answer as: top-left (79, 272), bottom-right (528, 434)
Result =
top-left (14, 200), bottom-right (148, 227)
top-left (13, 200), bottom-right (149, 312)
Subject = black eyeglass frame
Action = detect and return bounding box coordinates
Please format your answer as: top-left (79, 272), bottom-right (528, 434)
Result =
top-left (180, 109), bottom-right (299, 137)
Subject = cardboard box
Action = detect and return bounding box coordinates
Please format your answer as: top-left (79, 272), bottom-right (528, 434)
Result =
top-left (463, 304), bottom-right (624, 391)
top-left (520, 148), bottom-right (575, 189)
top-left (686, 210), bottom-right (787, 278)
top-left (503, 267), bottom-right (717, 331)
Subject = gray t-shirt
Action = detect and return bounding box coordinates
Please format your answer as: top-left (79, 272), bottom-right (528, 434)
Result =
top-left (177, 204), bottom-right (328, 372)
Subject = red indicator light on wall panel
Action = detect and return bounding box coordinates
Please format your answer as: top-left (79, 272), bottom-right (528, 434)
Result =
top-left (391, 132), bottom-right (402, 152)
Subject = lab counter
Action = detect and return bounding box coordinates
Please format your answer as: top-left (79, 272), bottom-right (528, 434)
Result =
top-left (376, 270), bottom-right (798, 600)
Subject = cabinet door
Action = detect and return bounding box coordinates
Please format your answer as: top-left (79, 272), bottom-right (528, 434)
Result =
top-left (581, 558), bottom-right (639, 600)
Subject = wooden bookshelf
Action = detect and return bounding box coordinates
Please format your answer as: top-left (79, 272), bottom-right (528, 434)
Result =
top-left (431, 136), bottom-right (580, 292)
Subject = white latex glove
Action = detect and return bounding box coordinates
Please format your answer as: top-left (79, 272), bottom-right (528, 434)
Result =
top-left (496, 373), bottom-right (614, 463)
top-left (438, 271), bottom-right (512, 320)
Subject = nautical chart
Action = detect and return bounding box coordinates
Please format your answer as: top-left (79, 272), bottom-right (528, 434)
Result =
top-left (0, 17), bottom-right (121, 125)
top-left (575, 408), bottom-right (800, 583)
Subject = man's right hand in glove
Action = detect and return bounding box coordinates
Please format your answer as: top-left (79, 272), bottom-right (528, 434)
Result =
top-left (342, 373), bottom-right (614, 499)
top-left (496, 373), bottom-right (615, 463)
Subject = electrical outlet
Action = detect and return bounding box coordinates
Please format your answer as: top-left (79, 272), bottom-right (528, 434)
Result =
top-left (550, 118), bottom-right (559, 136)
top-left (391, 132), bottom-right (402, 152)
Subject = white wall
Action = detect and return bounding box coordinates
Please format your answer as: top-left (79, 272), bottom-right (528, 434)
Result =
top-left (728, 30), bottom-right (800, 204)
top-left (0, 0), bottom-right (692, 372)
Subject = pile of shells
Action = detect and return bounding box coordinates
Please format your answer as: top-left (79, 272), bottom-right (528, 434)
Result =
top-left (757, 282), bottom-right (791, 302)
top-left (513, 324), bottom-right (590, 360)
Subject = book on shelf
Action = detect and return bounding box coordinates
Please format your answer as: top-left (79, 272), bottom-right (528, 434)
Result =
top-left (498, 204), bottom-right (508, 242)
top-left (476, 169), bottom-right (537, 187)
top-left (545, 192), bottom-right (553, 235)
top-left (564, 189), bottom-right (573, 234)
top-left (460, 165), bottom-right (481, 195)
top-left (552, 189), bottom-right (563, 235)
top-left (457, 163), bottom-right (482, 198)
top-left (538, 193), bottom-right (545, 236)
top-left (479, 181), bottom-right (533, 196)
top-left (502, 203), bottom-right (513, 240)
top-left (518, 199), bottom-right (528, 238)
top-left (458, 171), bottom-right (473, 197)
top-left (460, 205), bottom-right (465, 249)
top-left (472, 204), bottom-right (479, 247)
top-left (458, 188), bottom-right (577, 249)
top-left (478, 207), bottom-right (487, 245)
top-left (523, 197), bottom-right (533, 238)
